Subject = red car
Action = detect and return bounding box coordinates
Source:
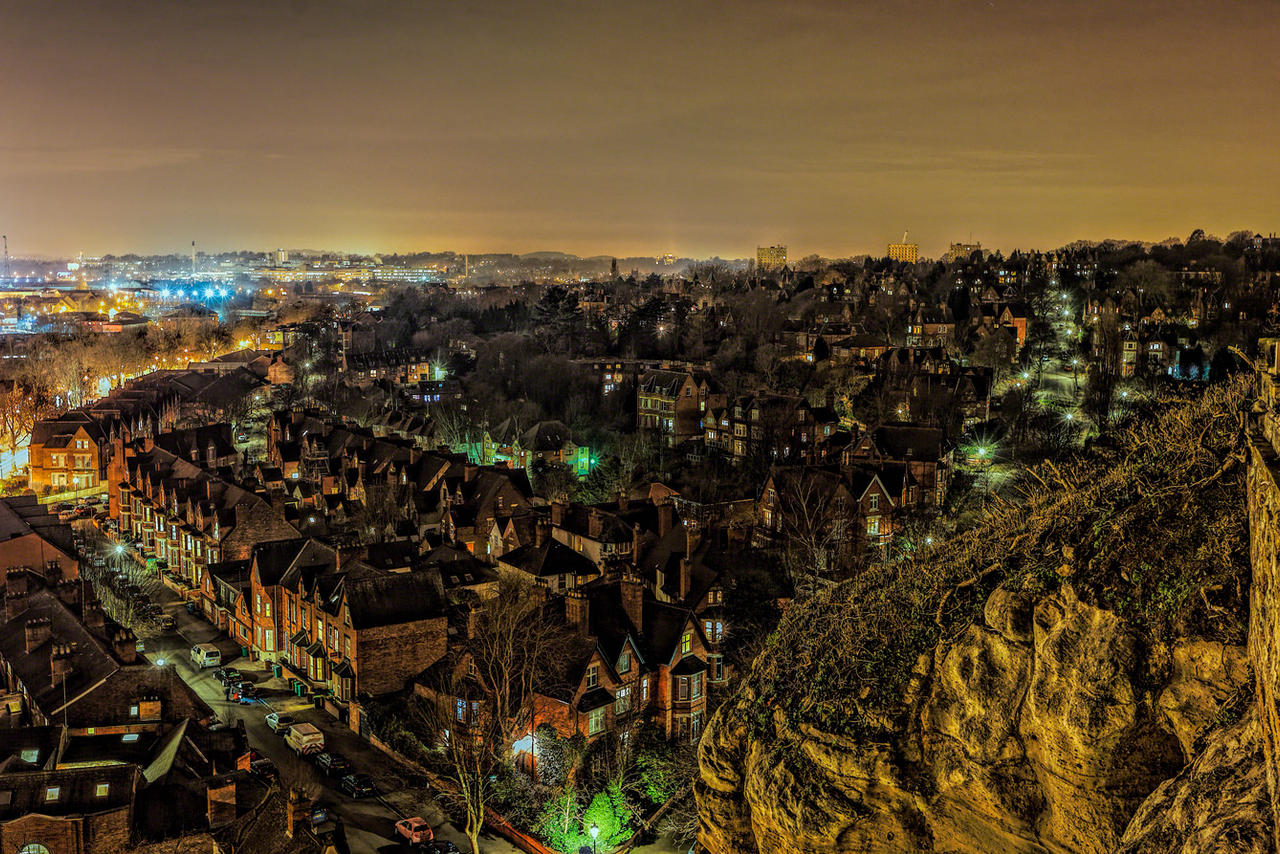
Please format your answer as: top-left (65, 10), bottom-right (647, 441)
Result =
top-left (395, 817), bottom-right (434, 846)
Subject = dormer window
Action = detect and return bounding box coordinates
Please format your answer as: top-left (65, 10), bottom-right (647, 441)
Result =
top-left (618, 651), bottom-right (631, 674)
top-left (586, 665), bottom-right (599, 688)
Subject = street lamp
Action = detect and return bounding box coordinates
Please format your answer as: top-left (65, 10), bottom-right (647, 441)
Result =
top-left (589, 822), bottom-right (599, 854)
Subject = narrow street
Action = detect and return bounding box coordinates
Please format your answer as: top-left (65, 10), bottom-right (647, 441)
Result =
top-left (90, 533), bottom-right (521, 854)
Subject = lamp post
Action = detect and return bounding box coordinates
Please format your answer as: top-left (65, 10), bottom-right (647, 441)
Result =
top-left (1071, 358), bottom-right (1080, 396)
top-left (589, 822), bottom-right (599, 854)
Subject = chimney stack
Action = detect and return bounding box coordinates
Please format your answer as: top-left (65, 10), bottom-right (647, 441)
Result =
top-left (463, 463), bottom-right (478, 483)
top-left (631, 523), bottom-right (642, 566)
top-left (619, 573), bottom-right (643, 631)
top-left (550, 501), bottom-right (566, 527)
top-left (535, 519), bottom-right (550, 548)
top-left (4, 569), bottom-right (28, 597)
top-left (25, 617), bottom-right (52, 653)
top-left (565, 590), bottom-right (589, 635)
top-left (588, 509), bottom-right (602, 540)
top-left (285, 786), bottom-right (312, 839)
top-left (206, 776), bottom-right (238, 828)
top-left (685, 521), bottom-right (701, 561)
top-left (679, 557), bottom-right (692, 603)
top-left (83, 599), bottom-right (106, 630)
top-left (657, 501), bottom-right (674, 538)
top-left (50, 643), bottom-right (73, 687)
top-left (6, 590), bottom-right (28, 620)
top-left (55, 580), bottom-right (80, 608)
top-left (617, 489), bottom-right (629, 512)
top-left (112, 629), bottom-right (138, 665)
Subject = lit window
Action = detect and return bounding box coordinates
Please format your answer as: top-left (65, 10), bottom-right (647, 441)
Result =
top-left (19, 749), bottom-right (38, 763)
top-left (122, 733), bottom-right (139, 743)
top-left (586, 665), bottom-right (598, 688)
top-left (95, 783), bottom-right (110, 798)
top-left (680, 632), bottom-right (692, 655)
top-left (617, 651), bottom-right (630, 674)
top-left (588, 707), bottom-right (605, 735)
top-left (45, 786), bottom-right (60, 802)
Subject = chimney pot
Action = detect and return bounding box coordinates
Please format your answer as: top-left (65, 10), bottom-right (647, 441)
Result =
top-left (24, 617), bottom-right (52, 654)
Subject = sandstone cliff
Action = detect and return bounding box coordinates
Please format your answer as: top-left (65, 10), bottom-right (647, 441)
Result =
top-left (697, 381), bottom-right (1268, 853)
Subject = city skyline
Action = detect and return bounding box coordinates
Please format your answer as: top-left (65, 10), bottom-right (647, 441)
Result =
top-left (3, 0), bottom-right (1278, 258)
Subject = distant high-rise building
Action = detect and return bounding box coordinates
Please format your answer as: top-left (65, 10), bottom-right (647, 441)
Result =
top-left (610, 257), bottom-right (619, 278)
top-left (945, 241), bottom-right (983, 263)
top-left (274, 248), bottom-right (289, 265)
top-left (887, 242), bottom-right (919, 263)
top-left (757, 245), bottom-right (787, 270)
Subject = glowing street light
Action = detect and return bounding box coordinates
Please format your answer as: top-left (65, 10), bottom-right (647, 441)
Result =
top-left (588, 823), bottom-right (600, 854)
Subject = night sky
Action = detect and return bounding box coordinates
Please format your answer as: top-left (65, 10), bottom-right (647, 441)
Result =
top-left (2, 0), bottom-right (1277, 259)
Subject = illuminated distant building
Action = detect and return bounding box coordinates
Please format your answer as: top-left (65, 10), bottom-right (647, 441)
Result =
top-left (945, 241), bottom-right (983, 263)
top-left (887, 242), bottom-right (919, 263)
top-left (274, 248), bottom-right (289, 265)
top-left (757, 245), bottom-right (787, 270)
top-left (657, 253), bottom-right (677, 267)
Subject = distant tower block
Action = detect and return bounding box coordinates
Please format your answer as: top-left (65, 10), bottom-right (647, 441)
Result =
top-left (887, 231), bottom-right (919, 263)
top-left (191, 240), bottom-right (197, 274)
top-left (275, 248), bottom-right (288, 265)
top-left (757, 245), bottom-right (787, 270)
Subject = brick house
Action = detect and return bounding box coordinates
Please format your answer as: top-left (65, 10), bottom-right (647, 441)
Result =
top-left (512, 421), bottom-right (591, 476)
top-left (0, 764), bottom-right (139, 854)
top-left (0, 496), bottom-right (79, 583)
top-left (636, 369), bottom-right (714, 446)
top-left (29, 413), bottom-right (109, 494)
top-left (115, 435), bottom-right (299, 588)
top-left (841, 423), bottom-right (952, 511)
top-left (0, 572), bottom-right (213, 734)
top-left (756, 465), bottom-right (898, 555)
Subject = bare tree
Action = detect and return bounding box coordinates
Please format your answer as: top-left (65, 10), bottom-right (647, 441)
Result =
top-left (425, 579), bottom-right (571, 854)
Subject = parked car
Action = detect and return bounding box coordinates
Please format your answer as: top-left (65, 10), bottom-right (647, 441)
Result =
top-left (213, 667), bottom-right (242, 686)
top-left (395, 817), bottom-right (434, 846)
top-left (427, 842), bottom-right (462, 854)
top-left (339, 773), bottom-right (376, 799)
top-left (265, 712), bottom-right (296, 733)
top-left (153, 614), bottom-right (177, 631)
top-left (231, 681), bottom-right (258, 699)
top-left (313, 751), bottom-right (351, 777)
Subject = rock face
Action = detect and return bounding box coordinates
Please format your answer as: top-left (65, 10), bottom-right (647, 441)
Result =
top-left (698, 584), bottom-right (1250, 853)
top-left (697, 383), bottom-right (1279, 853)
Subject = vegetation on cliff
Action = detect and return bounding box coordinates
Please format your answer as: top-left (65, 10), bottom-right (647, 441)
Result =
top-left (743, 378), bottom-right (1252, 742)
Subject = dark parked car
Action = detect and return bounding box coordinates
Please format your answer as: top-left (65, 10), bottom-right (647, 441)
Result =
top-left (427, 842), bottom-right (462, 853)
top-left (339, 773), bottom-right (376, 798)
top-left (213, 667), bottom-right (242, 686)
top-left (313, 752), bottom-right (351, 777)
top-left (153, 614), bottom-right (177, 631)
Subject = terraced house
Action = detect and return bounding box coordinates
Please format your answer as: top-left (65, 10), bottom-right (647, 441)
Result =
top-left (114, 435), bottom-right (298, 588)
top-left (245, 538), bottom-right (449, 709)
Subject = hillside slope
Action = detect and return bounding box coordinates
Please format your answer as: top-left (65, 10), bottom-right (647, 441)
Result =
top-left (696, 380), bottom-right (1265, 853)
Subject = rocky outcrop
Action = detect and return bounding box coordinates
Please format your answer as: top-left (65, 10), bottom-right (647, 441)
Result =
top-left (696, 380), bottom-right (1270, 853)
top-left (698, 584), bottom-right (1249, 853)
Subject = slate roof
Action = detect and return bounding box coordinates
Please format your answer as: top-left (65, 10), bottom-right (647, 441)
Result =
top-left (337, 570), bottom-right (446, 630)
top-left (517, 420), bottom-right (574, 453)
top-left (498, 538), bottom-right (598, 579)
top-left (0, 764), bottom-right (139, 820)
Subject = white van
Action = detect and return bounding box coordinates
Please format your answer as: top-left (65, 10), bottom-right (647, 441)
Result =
top-left (285, 722), bottom-right (325, 755)
top-left (191, 643), bottom-right (222, 668)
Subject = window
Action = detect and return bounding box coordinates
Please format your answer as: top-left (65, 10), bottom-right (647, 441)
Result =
top-left (710, 654), bottom-right (725, 682)
top-left (678, 677), bottom-right (689, 701)
top-left (585, 665), bottom-right (598, 688)
top-left (18, 844), bottom-right (49, 854)
top-left (95, 783), bottom-right (110, 798)
top-left (19, 749), bottom-right (38, 763)
top-left (680, 632), bottom-right (692, 655)
top-left (45, 786), bottom-right (61, 802)
top-left (692, 709), bottom-right (704, 739)
top-left (588, 707), bottom-right (605, 736)
top-left (122, 733), bottom-right (139, 743)
top-left (869, 494), bottom-right (879, 512)
top-left (615, 686), bottom-right (632, 714)
top-left (641, 676), bottom-right (649, 702)
top-left (867, 517), bottom-right (880, 536)
top-left (703, 620), bottom-right (723, 643)
top-left (618, 651), bottom-right (631, 674)
top-left (455, 699), bottom-right (467, 722)
top-left (692, 672), bottom-right (703, 700)
top-left (129, 704), bottom-right (139, 717)
top-left (255, 594), bottom-right (261, 614)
